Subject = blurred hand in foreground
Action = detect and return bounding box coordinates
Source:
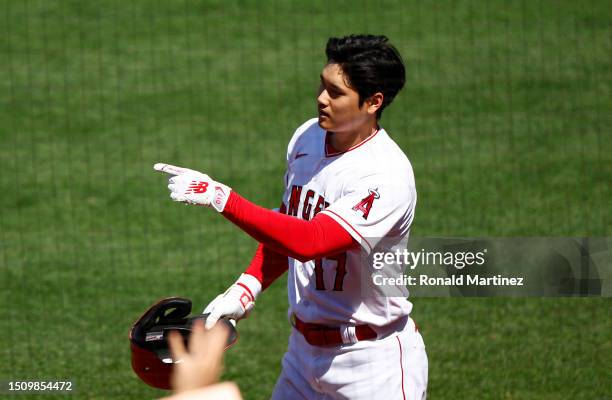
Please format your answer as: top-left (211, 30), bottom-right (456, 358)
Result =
top-left (160, 320), bottom-right (242, 400)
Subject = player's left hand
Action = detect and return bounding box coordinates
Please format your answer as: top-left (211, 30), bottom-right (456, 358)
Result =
top-left (154, 163), bottom-right (232, 212)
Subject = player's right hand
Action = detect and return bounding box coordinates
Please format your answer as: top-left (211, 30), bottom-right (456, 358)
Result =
top-left (153, 163), bottom-right (232, 212)
top-left (203, 274), bottom-right (262, 330)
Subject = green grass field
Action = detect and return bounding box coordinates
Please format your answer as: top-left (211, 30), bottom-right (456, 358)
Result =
top-left (1, 0), bottom-right (610, 399)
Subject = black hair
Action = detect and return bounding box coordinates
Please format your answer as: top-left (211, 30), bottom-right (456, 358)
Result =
top-left (325, 34), bottom-right (405, 119)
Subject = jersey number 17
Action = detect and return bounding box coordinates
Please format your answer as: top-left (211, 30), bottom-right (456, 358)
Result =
top-left (314, 253), bottom-right (347, 291)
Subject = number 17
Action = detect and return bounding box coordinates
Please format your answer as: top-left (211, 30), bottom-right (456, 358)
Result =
top-left (314, 253), bottom-right (347, 291)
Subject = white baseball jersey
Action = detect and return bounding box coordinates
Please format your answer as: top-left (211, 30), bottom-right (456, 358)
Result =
top-left (281, 118), bottom-right (417, 327)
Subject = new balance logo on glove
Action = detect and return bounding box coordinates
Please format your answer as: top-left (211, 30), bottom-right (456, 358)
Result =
top-left (186, 181), bottom-right (209, 194)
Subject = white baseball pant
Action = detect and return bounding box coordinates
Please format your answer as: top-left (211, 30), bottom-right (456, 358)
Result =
top-left (271, 317), bottom-right (427, 400)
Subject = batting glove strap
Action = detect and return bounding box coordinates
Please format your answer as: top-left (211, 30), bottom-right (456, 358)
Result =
top-left (222, 273), bottom-right (261, 313)
top-left (235, 273), bottom-right (262, 300)
top-left (208, 181), bottom-right (232, 212)
top-left (225, 284), bottom-right (255, 314)
top-left (202, 283), bottom-right (255, 330)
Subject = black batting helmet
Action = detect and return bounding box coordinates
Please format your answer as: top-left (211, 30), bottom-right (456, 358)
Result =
top-left (129, 297), bottom-right (238, 390)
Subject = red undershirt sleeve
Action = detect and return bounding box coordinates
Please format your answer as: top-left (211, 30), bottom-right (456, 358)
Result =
top-left (244, 243), bottom-right (289, 291)
top-left (222, 192), bottom-right (357, 263)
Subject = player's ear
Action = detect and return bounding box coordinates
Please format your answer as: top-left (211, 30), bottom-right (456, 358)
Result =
top-left (365, 92), bottom-right (384, 116)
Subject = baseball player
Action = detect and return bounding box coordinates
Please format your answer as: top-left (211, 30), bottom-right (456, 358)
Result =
top-left (155, 34), bottom-right (427, 399)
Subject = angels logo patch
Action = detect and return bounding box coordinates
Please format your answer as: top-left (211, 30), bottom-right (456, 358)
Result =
top-left (352, 188), bottom-right (379, 220)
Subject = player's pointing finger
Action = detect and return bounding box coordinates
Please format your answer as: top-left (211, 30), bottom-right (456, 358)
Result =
top-left (153, 163), bottom-right (190, 176)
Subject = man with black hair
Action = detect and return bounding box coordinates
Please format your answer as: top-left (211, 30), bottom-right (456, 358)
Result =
top-left (155, 34), bottom-right (428, 399)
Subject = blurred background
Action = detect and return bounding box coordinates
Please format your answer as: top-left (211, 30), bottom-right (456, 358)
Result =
top-left (1, 0), bottom-right (610, 398)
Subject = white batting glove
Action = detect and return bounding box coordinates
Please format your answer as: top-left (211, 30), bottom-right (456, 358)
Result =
top-left (153, 163), bottom-right (232, 212)
top-left (202, 274), bottom-right (262, 330)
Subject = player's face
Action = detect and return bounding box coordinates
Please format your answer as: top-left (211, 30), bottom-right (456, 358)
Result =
top-left (317, 63), bottom-right (374, 133)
